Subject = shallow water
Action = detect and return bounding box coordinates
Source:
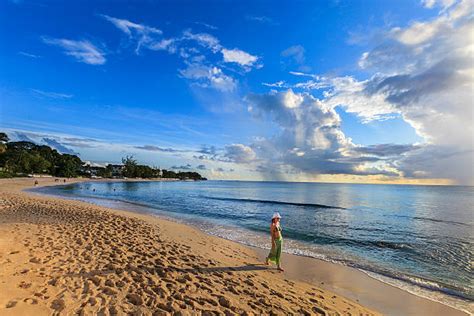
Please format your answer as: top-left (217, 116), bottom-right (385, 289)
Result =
top-left (34, 180), bottom-right (474, 313)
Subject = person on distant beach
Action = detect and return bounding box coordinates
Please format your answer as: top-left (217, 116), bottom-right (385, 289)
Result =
top-left (34, 180), bottom-right (38, 186)
top-left (266, 212), bottom-right (284, 271)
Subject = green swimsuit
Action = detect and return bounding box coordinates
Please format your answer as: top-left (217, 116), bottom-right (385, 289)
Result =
top-left (267, 224), bottom-right (282, 266)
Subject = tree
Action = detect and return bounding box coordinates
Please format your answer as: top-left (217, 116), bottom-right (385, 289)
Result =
top-left (0, 132), bottom-right (9, 143)
top-left (0, 132), bottom-right (8, 154)
top-left (122, 155), bottom-right (138, 178)
top-left (0, 132), bottom-right (207, 180)
top-left (54, 154), bottom-right (83, 177)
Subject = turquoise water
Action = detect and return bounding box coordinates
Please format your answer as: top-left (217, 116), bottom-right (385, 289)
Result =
top-left (35, 180), bottom-right (474, 312)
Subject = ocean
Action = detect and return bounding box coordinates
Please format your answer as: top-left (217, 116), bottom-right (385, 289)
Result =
top-left (33, 180), bottom-right (474, 313)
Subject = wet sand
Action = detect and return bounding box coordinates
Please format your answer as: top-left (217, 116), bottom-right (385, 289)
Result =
top-left (0, 178), bottom-right (467, 315)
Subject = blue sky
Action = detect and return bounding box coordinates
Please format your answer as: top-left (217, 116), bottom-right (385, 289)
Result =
top-left (1, 0), bottom-right (472, 184)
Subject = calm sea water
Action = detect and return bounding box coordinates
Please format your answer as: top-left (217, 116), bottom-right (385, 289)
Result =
top-left (34, 180), bottom-right (474, 313)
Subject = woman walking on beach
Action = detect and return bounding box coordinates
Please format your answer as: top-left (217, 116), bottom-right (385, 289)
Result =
top-left (266, 212), bottom-right (284, 271)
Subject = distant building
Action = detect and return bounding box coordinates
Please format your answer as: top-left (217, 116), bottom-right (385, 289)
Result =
top-left (109, 164), bottom-right (125, 177)
top-left (82, 166), bottom-right (104, 178)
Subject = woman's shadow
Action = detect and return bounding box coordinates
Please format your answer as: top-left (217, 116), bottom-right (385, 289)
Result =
top-left (172, 263), bottom-right (270, 274)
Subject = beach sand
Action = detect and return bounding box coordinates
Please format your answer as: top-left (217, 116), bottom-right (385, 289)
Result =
top-left (0, 178), bottom-right (467, 315)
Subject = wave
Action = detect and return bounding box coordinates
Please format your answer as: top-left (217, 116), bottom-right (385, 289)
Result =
top-left (204, 196), bottom-right (345, 209)
top-left (413, 216), bottom-right (472, 227)
top-left (360, 270), bottom-right (474, 314)
top-left (201, 224), bottom-right (474, 313)
top-left (33, 185), bottom-right (473, 314)
top-left (390, 214), bottom-right (472, 227)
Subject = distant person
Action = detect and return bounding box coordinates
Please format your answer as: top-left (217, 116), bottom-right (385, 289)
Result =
top-left (266, 212), bottom-right (284, 272)
top-left (34, 180), bottom-right (38, 186)
top-left (63, 179), bottom-right (66, 183)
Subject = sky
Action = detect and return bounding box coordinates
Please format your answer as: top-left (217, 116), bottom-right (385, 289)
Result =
top-left (0, 0), bottom-right (472, 185)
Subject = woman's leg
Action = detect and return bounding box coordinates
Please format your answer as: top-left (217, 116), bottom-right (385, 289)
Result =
top-left (266, 243), bottom-right (276, 265)
top-left (276, 239), bottom-right (283, 271)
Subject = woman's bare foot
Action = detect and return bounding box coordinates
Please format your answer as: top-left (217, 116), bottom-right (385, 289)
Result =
top-left (277, 267), bottom-right (284, 272)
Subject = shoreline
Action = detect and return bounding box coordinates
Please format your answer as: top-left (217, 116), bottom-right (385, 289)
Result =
top-left (1, 178), bottom-right (469, 315)
top-left (32, 179), bottom-right (473, 314)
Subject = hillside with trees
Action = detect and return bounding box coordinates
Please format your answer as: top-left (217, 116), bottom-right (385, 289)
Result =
top-left (0, 132), bottom-right (206, 180)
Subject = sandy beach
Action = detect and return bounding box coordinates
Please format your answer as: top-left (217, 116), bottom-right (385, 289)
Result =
top-left (0, 178), bottom-right (467, 315)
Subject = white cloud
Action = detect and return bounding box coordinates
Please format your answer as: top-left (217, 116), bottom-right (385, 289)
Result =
top-left (245, 90), bottom-right (404, 177)
top-left (42, 37), bottom-right (106, 65)
top-left (179, 64), bottom-right (236, 92)
top-left (101, 14), bottom-right (162, 54)
top-left (245, 15), bottom-right (277, 25)
top-left (102, 15), bottom-right (161, 36)
top-left (282, 89), bottom-right (304, 108)
top-left (281, 45), bottom-right (305, 64)
top-left (194, 22), bottom-right (218, 30)
top-left (221, 48), bottom-right (259, 67)
top-left (262, 0), bottom-right (473, 184)
top-left (102, 16), bottom-right (261, 92)
top-left (19, 51), bottom-right (41, 58)
top-left (31, 89), bottom-right (73, 99)
top-left (149, 38), bottom-right (177, 53)
top-left (281, 45), bottom-right (310, 71)
top-left (422, 0), bottom-right (437, 8)
top-left (262, 81), bottom-right (286, 88)
top-left (421, 0), bottom-right (456, 10)
top-left (224, 144), bottom-right (257, 163)
top-left (182, 30), bottom-right (222, 53)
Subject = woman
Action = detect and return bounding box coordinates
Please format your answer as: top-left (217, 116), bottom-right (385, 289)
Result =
top-left (266, 212), bottom-right (284, 271)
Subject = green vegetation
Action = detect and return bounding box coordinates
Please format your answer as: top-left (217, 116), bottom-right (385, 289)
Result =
top-left (0, 132), bottom-right (206, 180)
top-left (122, 155), bottom-right (159, 178)
top-left (0, 140), bottom-right (83, 178)
top-left (121, 155), bottom-right (206, 180)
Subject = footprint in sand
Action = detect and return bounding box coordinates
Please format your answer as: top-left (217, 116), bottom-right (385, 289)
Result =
top-left (23, 298), bottom-right (38, 305)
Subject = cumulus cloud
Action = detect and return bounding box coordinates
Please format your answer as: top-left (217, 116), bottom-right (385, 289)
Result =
top-left (224, 144), bottom-right (257, 163)
top-left (331, 1), bottom-right (473, 183)
top-left (251, 0), bottom-right (473, 184)
top-left (42, 37), bottom-right (106, 65)
top-left (246, 89), bottom-right (385, 176)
